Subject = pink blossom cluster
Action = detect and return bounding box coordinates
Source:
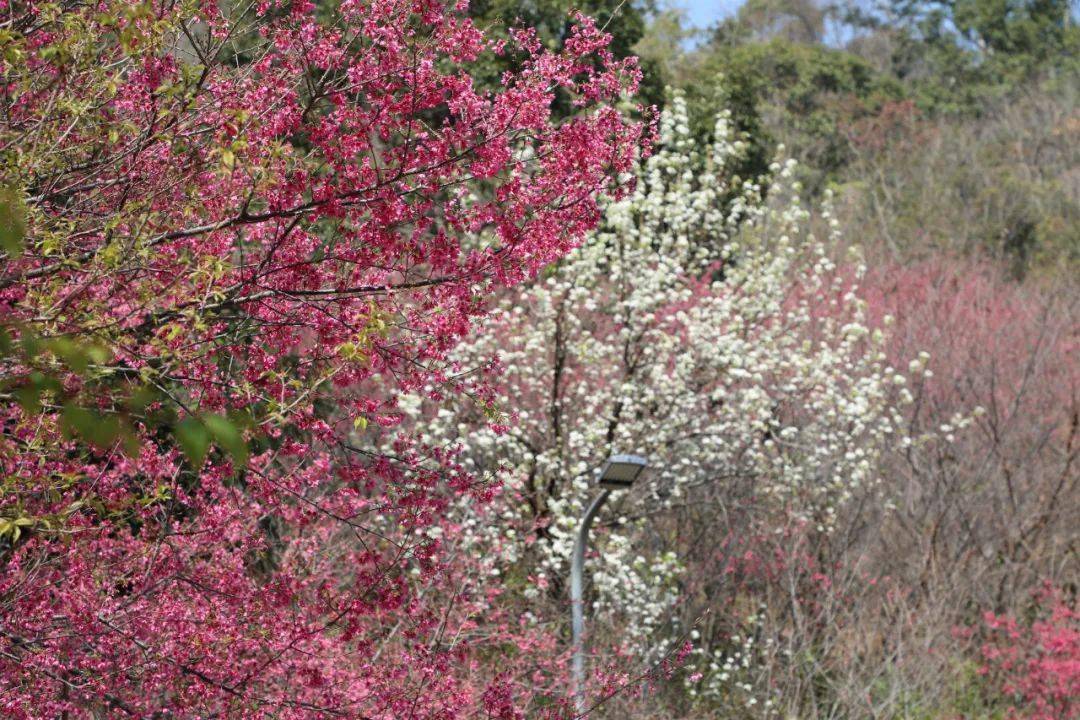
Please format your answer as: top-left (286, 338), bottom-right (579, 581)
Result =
top-left (981, 586), bottom-right (1079, 720)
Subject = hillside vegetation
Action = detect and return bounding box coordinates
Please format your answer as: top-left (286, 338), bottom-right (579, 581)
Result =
top-left (0, 1), bottom-right (1075, 718)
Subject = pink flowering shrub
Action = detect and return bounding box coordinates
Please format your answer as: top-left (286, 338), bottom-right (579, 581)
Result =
top-left (836, 258), bottom-right (1079, 716)
top-left (0, 1), bottom-right (644, 717)
top-left (861, 258), bottom-right (1077, 609)
top-left (981, 587), bottom-right (1080, 720)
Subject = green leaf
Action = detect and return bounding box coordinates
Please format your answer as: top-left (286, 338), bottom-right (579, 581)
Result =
top-left (126, 384), bottom-right (159, 412)
top-left (13, 384), bottom-right (42, 414)
top-left (202, 413), bottom-right (248, 468)
top-left (47, 337), bottom-right (88, 373)
top-left (84, 343), bottom-right (112, 365)
top-left (12, 372), bottom-right (62, 414)
top-left (61, 404), bottom-right (121, 448)
top-left (0, 187), bottom-right (25, 256)
top-left (119, 424), bottom-right (142, 457)
top-left (19, 331), bottom-right (40, 360)
top-left (175, 417), bottom-right (210, 469)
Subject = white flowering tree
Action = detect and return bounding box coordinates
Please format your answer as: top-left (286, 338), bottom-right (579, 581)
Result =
top-left (400, 94), bottom-right (914, 710)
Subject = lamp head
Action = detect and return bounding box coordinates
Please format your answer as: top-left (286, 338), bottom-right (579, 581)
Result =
top-left (598, 454), bottom-right (648, 489)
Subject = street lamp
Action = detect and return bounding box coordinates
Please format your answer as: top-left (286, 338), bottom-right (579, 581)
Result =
top-left (570, 454), bottom-right (647, 717)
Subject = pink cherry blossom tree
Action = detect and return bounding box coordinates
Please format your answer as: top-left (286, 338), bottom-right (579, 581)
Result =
top-left (0, 1), bottom-right (644, 717)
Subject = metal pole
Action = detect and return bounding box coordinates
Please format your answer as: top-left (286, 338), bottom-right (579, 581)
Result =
top-left (570, 488), bottom-right (611, 717)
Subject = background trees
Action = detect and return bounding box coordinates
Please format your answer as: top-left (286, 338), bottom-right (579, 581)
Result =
top-left (642, 0), bottom-right (1079, 277)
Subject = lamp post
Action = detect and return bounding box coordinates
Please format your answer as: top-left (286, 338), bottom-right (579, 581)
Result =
top-left (570, 454), bottom-right (647, 717)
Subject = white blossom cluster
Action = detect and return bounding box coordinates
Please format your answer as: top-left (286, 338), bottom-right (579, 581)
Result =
top-left (401, 94), bottom-right (912, 662)
top-left (686, 612), bottom-right (778, 713)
